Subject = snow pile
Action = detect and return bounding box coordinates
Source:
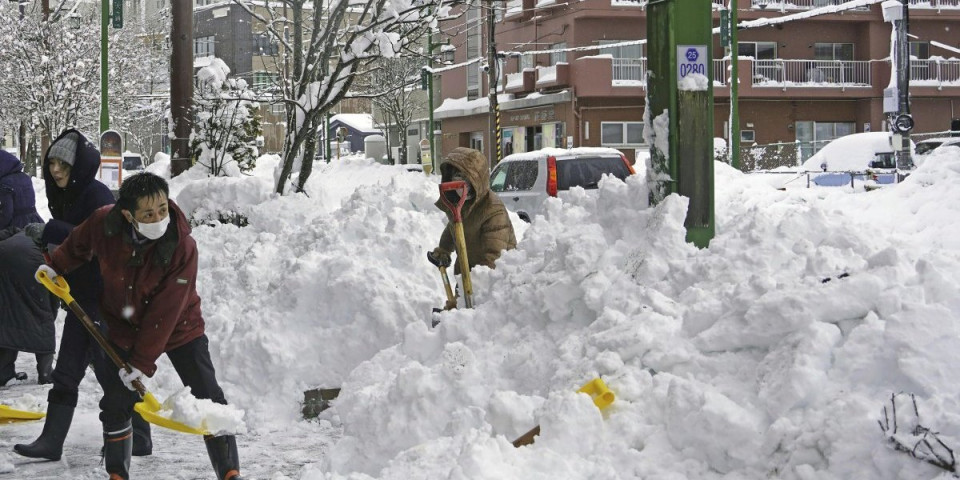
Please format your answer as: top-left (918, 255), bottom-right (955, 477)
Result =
top-left (155, 387), bottom-right (247, 436)
top-left (15, 145), bottom-right (960, 479)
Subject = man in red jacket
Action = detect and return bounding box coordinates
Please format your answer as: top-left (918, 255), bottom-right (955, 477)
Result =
top-left (38, 172), bottom-right (242, 480)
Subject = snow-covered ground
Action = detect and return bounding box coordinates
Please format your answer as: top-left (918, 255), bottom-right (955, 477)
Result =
top-left (2, 146), bottom-right (960, 479)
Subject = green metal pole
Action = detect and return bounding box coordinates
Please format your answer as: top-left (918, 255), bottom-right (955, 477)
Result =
top-left (100, 0), bottom-right (109, 132)
top-left (729, 0), bottom-right (740, 170)
top-left (647, 0), bottom-right (715, 248)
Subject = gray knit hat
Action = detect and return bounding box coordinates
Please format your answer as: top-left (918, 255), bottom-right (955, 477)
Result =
top-left (47, 132), bottom-right (79, 166)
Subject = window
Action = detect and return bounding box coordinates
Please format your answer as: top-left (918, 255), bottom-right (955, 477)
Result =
top-left (600, 41), bottom-right (644, 82)
top-left (520, 54), bottom-right (534, 71)
top-left (490, 160), bottom-right (538, 192)
top-left (407, 127), bottom-right (419, 136)
top-left (194, 36), bottom-right (215, 58)
top-left (814, 43), bottom-right (853, 61)
top-left (550, 43), bottom-right (567, 65)
top-left (909, 41), bottom-right (930, 59)
top-left (737, 41), bottom-right (777, 60)
top-left (600, 122), bottom-right (644, 146)
top-left (740, 130), bottom-right (755, 143)
top-left (253, 33), bottom-right (278, 56)
top-left (252, 71), bottom-right (278, 89)
top-left (466, 6), bottom-right (481, 100)
top-left (795, 120), bottom-right (855, 160)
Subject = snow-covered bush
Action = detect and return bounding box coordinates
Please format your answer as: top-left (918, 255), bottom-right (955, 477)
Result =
top-left (190, 58), bottom-right (261, 177)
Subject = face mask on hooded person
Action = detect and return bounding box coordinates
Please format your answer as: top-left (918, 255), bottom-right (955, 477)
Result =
top-left (450, 170), bottom-right (474, 200)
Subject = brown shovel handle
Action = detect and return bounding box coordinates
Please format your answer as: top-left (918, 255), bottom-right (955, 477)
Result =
top-left (512, 425), bottom-right (540, 447)
top-left (62, 300), bottom-right (147, 397)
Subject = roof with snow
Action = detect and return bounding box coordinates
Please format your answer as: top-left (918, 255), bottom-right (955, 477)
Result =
top-left (330, 113), bottom-right (379, 134)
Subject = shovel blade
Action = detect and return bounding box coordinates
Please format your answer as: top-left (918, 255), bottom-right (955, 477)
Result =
top-left (133, 392), bottom-right (210, 436)
top-left (0, 404), bottom-right (45, 423)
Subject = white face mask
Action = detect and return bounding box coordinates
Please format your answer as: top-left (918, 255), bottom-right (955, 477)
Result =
top-left (135, 216), bottom-right (170, 240)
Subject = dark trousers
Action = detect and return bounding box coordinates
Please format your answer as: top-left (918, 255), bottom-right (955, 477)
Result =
top-left (48, 304), bottom-right (110, 407)
top-left (99, 335), bottom-right (227, 426)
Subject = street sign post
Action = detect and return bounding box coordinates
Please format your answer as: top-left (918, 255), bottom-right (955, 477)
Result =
top-left (99, 130), bottom-right (123, 190)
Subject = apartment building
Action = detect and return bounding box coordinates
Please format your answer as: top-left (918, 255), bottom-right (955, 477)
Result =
top-left (434, 0), bottom-right (960, 167)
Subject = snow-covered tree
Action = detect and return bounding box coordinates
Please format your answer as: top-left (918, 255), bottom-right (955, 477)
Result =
top-left (0, 1), bottom-right (168, 167)
top-left (191, 58), bottom-right (262, 177)
top-left (232, 0), bottom-right (454, 194)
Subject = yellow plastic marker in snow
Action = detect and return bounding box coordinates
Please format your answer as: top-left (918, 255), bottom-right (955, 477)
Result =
top-left (512, 377), bottom-right (616, 447)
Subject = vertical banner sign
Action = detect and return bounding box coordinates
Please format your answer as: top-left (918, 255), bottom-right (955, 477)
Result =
top-left (720, 10), bottom-right (730, 48)
top-left (99, 130), bottom-right (123, 190)
top-left (677, 45), bottom-right (708, 87)
top-left (112, 0), bottom-right (123, 28)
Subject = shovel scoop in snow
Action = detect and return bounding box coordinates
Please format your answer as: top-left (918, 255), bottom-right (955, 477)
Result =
top-left (37, 269), bottom-right (210, 435)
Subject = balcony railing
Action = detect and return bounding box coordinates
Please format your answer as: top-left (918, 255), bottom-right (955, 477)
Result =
top-left (750, 59), bottom-right (871, 89)
top-left (907, 0), bottom-right (960, 8)
top-left (750, 0), bottom-right (870, 11)
top-left (612, 58), bottom-right (646, 83)
top-left (910, 59), bottom-right (960, 87)
top-left (714, 59), bottom-right (729, 86)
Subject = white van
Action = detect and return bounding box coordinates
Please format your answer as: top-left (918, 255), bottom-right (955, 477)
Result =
top-left (489, 147), bottom-right (635, 222)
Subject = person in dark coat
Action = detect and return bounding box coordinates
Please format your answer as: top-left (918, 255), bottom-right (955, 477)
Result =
top-left (14, 129), bottom-right (153, 461)
top-left (37, 172), bottom-right (244, 480)
top-left (0, 150), bottom-right (55, 386)
top-left (0, 149), bottom-right (43, 230)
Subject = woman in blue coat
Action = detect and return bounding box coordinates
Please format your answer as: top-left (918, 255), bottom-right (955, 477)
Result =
top-left (14, 129), bottom-right (152, 460)
top-left (0, 150), bottom-right (53, 386)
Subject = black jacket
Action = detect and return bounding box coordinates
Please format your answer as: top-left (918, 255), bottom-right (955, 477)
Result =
top-left (0, 230), bottom-right (58, 354)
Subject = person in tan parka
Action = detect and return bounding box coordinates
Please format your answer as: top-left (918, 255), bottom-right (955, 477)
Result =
top-left (429, 148), bottom-right (517, 309)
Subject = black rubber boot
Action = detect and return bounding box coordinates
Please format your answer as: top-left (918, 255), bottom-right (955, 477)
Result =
top-left (0, 348), bottom-right (18, 386)
top-left (103, 420), bottom-right (132, 480)
top-left (131, 412), bottom-right (152, 456)
top-left (35, 353), bottom-right (54, 385)
top-left (205, 435), bottom-right (242, 480)
top-left (13, 402), bottom-right (75, 460)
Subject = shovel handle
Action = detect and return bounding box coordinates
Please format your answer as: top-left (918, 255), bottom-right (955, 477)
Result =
top-left (438, 266), bottom-right (456, 305)
top-left (452, 222), bottom-right (473, 308)
top-left (37, 271), bottom-right (147, 396)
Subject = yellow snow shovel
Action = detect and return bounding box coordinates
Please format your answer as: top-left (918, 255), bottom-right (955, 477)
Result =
top-left (438, 180), bottom-right (473, 308)
top-left (37, 269), bottom-right (210, 435)
top-left (512, 377), bottom-right (616, 447)
top-left (0, 405), bottom-right (45, 423)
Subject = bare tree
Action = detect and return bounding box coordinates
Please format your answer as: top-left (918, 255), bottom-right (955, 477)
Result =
top-left (371, 57), bottom-right (425, 165)
top-left (232, 0), bottom-right (453, 194)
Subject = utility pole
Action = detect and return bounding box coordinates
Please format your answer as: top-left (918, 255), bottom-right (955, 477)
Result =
top-left (726, 0), bottom-right (740, 170)
top-left (895, 0), bottom-right (913, 172)
top-left (883, 0), bottom-right (914, 175)
top-left (425, 27), bottom-right (439, 174)
top-left (486, 0), bottom-right (500, 169)
top-left (100, 0), bottom-right (109, 132)
top-left (170, 0), bottom-right (193, 176)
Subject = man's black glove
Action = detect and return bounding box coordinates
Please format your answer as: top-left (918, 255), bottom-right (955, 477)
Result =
top-left (23, 222), bottom-right (45, 247)
top-left (427, 248), bottom-right (451, 268)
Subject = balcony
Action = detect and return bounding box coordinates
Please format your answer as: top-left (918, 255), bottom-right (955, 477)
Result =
top-left (908, 0), bottom-right (960, 8)
top-left (748, 59), bottom-right (872, 89)
top-left (504, 0), bottom-right (535, 21)
top-left (505, 69), bottom-right (536, 94)
top-left (910, 58), bottom-right (960, 88)
top-left (535, 63), bottom-right (570, 89)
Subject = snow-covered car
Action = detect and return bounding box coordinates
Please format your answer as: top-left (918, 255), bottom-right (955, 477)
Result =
top-left (915, 137), bottom-right (960, 165)
top-left (800, 132), bottom-right (908, 187)
top-left (489, 147), bottom-right (635, 222)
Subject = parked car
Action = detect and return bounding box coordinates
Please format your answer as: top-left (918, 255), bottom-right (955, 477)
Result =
top-left (489, 147), bottom-right (635, 222)
top-left (122, 152), bottom-right (144, 171)
top-left (800, 132), bottom-right (907, 187)
top-left (915, 136), bottom-right (960, 164)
